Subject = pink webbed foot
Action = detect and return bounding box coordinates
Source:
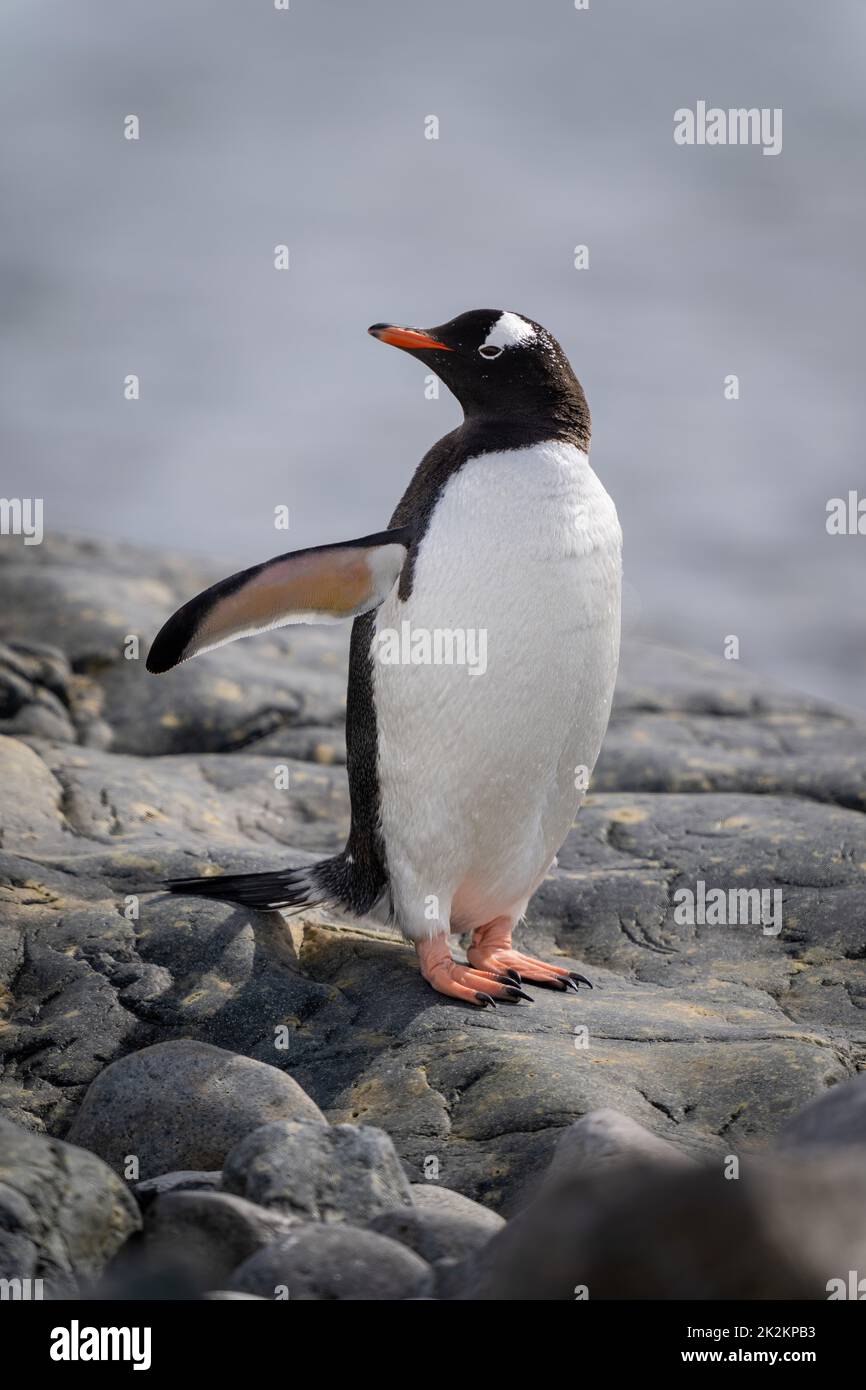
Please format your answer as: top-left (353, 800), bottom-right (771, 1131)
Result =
top-left (467, 917), bottom-right (592, 993)
top-left (415, 934), bottom-right (534, 1008)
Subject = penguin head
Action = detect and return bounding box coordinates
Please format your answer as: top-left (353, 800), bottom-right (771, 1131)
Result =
top-left (368, 309), bottom-right (588, 428)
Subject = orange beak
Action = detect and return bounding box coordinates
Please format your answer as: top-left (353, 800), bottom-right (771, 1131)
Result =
top-left (368, 323), bottom-right (454, 352)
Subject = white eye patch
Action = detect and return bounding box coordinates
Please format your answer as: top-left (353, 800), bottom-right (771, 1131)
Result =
top-left (481, 311), bottom-right (537, 351)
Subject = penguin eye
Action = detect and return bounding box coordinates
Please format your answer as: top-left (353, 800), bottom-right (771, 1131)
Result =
top-left (478, 345), bottom-right (504, 360)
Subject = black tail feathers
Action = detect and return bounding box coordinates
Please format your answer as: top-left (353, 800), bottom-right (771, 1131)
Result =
top-left (164, 849), bottom-right (385, 917)
top-left (166, 863), bottom-right (320, 912)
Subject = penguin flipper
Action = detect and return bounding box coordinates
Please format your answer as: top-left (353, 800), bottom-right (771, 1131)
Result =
top-left (146, 526), bottom-right (414, 674)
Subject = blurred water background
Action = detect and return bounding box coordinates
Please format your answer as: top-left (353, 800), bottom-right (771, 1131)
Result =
top-left (1, 0), bottom-right (863, 707)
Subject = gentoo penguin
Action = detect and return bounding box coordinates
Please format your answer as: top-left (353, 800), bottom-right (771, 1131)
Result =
top-left (147, 310), bottom-right (622, 1006)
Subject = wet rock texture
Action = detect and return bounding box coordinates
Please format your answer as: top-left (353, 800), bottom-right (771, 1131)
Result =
top-left (1, 534), bottom-right (865, 1298)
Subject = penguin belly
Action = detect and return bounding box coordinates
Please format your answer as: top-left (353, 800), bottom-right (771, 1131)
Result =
top-left (372, 441), bottom-right (622, 942)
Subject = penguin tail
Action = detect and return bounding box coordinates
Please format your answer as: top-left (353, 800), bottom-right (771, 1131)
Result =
top-left (165, 863), bottom-right (320, 912)
top-left (164, 849), bottom-right (385, 917)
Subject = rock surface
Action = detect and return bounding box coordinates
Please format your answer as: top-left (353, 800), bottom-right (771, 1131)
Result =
top-left (222, 1118), bottom-right (413, 1223)
top-left (454, 1154), bottom-right (866, 1301)
top-left (409, 1182), bottom-right (506, 1230)
top-left (0, 1115), bottom-right (140, 1296)
top-left (228, 1224), bottom-right (432, 1300)
top-left (368, 1201), bottom-right (504, 1266)
top-left (141, 1190), bottom-right (298, 1286)
top-left (542, 1108), bottom-right (695, 1190)
top-left (67, 1040), bottom-right (324, 1178)
top-left (777, 1074), bottom-right (866, 1153)
top-left (1, 534), bottom-right (865, 1289)
top-left (133, 1170), bottom-right (222, 1211)
top-left (203, 1291), bottom-right (265, 1300)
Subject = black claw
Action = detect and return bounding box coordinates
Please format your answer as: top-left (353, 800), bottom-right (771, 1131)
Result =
top-left (569, 972), bottom-right (593, 989)
top-left (504, 986), bottom-right (535, 1004)
top-left (562, 976), bottom-right (582, 993)
top-left (534, 976), bottom-right (569, 992)
top-left (504, 968), bottom-right (522, 984)
top-left (475, 991), bottom-right (497, 1009)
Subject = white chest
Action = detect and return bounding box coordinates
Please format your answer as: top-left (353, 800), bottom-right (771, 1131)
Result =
top-left (372, 441), bottom-right (622, 930)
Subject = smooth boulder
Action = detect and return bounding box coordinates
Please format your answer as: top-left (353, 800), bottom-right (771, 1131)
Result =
top-left (542, 1108), bottom-right (697, 1188)
top-left (142, 1190), bottom-right (298, 1286)
top-left (777, 1076), bottom-right (866, 1153)
top-left (67, 1040), bottom-right (325, 1178)
top-left (371, 1185), bottom-right (504, 1263)
top-left (229, 1225), bottom-right (432, 1300)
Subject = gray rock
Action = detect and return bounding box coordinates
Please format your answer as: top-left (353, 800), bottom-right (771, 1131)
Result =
top-left (0, 536), bottom-right (348, 757)
top-left (409, 1182), bottom-right (506, 1228)
top-left (777, 1076), bottom-right (866, 1153)
top-left (142, 1191), bottom-right (298, 1285)
top-left (2, 533), bottom-right (866, 1234)
top-left (454, 1155), bottom-right (866, 1300)
top-left (0, 642), bottom-right (76, 743)
top-left (0, 638), bottom-right (114, 747)
top-left (368, 1204), bottom-right (502, 1265)
top-left (228, 1225), bottom-right (432, 1300)
top-left (134, 1170), bottom-right (222, 1211)
top-left (543, 1108), bottom-right (697, 1188)
top-left (399, 1186), bottom-right (506, 1297)
top-left (0, 1115), bottom-right (140, 1296)
top-left (222, 1118), bottom-right (413, 1223)
top-left (202, 1291), bottom-right (265, 1300)
top-left (94, 1251), bottom-right (210, 1302)
top-left (67, 1041), bottom-right (324, 1178)
top-left (598, 643), bottom-right (866, 811)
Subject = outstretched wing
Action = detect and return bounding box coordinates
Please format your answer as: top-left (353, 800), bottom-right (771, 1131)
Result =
top-left (146, 526), bottom-right (413, 674)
